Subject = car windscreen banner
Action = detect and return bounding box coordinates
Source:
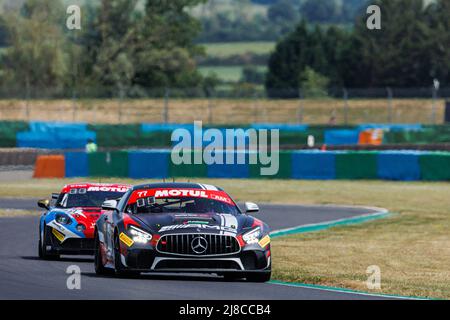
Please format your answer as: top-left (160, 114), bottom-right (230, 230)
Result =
top-left (128, 188), bottom-right (235, 205)
top-left (61, 184), bottom-right (130, 193)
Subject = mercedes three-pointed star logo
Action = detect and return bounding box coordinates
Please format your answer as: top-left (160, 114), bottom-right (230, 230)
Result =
top-left (191, 236), bottom-right (208, 254)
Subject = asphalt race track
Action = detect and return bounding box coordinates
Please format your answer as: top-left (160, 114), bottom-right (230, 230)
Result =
top-left (0, 199), bottom-right (399, 300)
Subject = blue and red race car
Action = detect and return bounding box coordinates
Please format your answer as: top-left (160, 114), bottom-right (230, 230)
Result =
top-left (38, 183), bottom-right (131, 260)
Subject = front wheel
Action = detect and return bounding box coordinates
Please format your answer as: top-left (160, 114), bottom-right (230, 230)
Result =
top-left (114, 233), bottom-right (139, 278)
top-left (39, 225), bottom-right (60, 260)
top-left (246, 272), bottom-right (271, 283)
top-left (94, 231), bottom-right (113, 276)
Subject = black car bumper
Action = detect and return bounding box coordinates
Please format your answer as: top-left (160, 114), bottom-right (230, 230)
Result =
top-left (48, 232), bottom-right (95, 255)
top-left (122, 247), bottom-right (271, 273)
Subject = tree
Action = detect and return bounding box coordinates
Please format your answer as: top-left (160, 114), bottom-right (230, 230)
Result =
top-left (266, 0), bottom-right (450, 95)
top-left (348, 0), bottom-right (436, 87)
top-left (79, 0), bottom-right (206, 93)
top-left (0, 0), bottom-right (68, 95)
top-left (265, 21), bottom-right (336, 97)
top-left (424, 0), bottom-right (450, 86)
top-left (300, 66), bottom-right (330, 98)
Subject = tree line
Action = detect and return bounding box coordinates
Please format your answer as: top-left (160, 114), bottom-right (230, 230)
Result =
top-left (0, 0), bottom-right (211, 97)
top-left (0, 0), bottom-right (448, 98)
top-left (266, 0), bottom-right (450, 97)
top-left (197, 0), bottom-right (368, 42)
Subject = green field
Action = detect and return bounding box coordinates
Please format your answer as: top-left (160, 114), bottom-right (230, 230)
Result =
top-left (202, 41), bottom-right (276, 58)
top-left (1, 177), bottom-right (449, 298)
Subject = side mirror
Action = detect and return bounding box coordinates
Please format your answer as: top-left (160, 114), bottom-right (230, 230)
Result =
top-left (102, 199), bottom-right (118, 211)
top-left (37, 199), bottom-right (50, 210)
top-left (245, 202), bottom-right (259, 213)
top-left (51, 193), bottom-right (59, 200)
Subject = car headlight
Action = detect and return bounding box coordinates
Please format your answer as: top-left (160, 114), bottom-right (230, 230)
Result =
top-left (55, 213), bottom-right (71, 225)
top-left (242, 227), bottom-right (261, 244)
top-left (128, 225), bottom-right (152, 244)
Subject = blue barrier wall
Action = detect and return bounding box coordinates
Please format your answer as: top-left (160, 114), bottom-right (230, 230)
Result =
top-left (324, 130), bottom-right (360, 145)
top-left (29, 122), bottom-right (88, 133)
top-left (18, 122), bottom-right (96, 149)
top-left (65, 152), bottom-right (89, 177)
top-left (60, 150), bottom-right (450, 181)
top-left (357, 123), bottom-right (422, 132)
top-left (377, 151), bottom-right (421, 181)
top-left (291, 151), bottom-right (336, 180)
top-left (128, 150), bottom-right (169, 179)
top-left (207, 151), bottom-right (250, 178)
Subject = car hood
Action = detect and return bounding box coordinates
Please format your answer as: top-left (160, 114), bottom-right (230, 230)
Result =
top-left (132, 212), bottom-right (255, 235)
top-left (50, 207), bottom-right (102, 237)
top-left (57, 207), bottom-right (102, 221)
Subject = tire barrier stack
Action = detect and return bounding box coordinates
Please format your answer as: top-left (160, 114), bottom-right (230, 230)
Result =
top-left (2, 121), bottom-right (450, 149)
top-left (31, 150), bottom-right (450, 181)
top-left (17, 122), bottom-right (96, 149)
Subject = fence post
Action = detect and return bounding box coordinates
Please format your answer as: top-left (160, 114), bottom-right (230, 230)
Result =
top-left (25, 82), bottom-right (30, 121)
top-left (207, 88), bottom-right (213, 124)
top-left (118, 86), bottom-right (124, 123)
top-left (253, 91), bottom-right (259, 123)
top-left (163, 87), bottom-right (170, 124)
top-left (72, 89), bottom-right (77, 122)
top-left (297, 88), bottom-right (303, 124)
top-left (431, 86), bottom-right (438, 124)
top-left (343, 88), bottom-right (349, 125)
top-left (386, 87), bottom-right (393, 123)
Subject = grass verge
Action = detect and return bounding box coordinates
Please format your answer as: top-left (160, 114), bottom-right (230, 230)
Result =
top-left (0, 209), bottom-right (38, 217)
top-left (0, 178), bottom-right (449, 298)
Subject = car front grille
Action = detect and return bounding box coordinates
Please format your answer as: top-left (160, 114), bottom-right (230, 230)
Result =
top-left (157, 234), bottom-right (240, 256)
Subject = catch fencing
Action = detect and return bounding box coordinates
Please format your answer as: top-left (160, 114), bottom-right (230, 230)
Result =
top-left (0, 87), bottom-right (449, 125)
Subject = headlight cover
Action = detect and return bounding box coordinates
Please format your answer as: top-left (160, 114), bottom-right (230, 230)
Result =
top-left (128, 225), bottom-right (152, 244)
top-left (55, 213), bottom-right (71, 225)
top-left (242, 227), bottom-right (261, 244)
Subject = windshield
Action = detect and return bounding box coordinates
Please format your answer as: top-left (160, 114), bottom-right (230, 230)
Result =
top-left (56, 191), bottom-right (125, 208)
top-left (126, 197), bottom-right (240, 215)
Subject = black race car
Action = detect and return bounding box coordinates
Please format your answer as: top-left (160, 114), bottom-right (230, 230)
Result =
top-left (94, 183), bottom-right (271, 282)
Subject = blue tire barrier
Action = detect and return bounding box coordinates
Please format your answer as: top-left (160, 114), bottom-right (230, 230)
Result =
top-left (206, 151), bottom-right (250, 178)
top-left (324, 130), bottom-right (360, 145)
top-left (357, 123), bottom-right (422, 132)
top-left (128, 150), bottom-right (170, 179)
top-left (60, 150), bottom-right (450, 181)
top-left (291, 151), bottom-right (336, 180)
top-left (64, 152), bottom-right (89, 178)
top-left (377, 151), bottom-right (421, 181)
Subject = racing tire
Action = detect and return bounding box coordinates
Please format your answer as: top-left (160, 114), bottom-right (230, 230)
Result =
top-left (245, 271), bottom-right (271, 283)
top-left (94, 231), bottom-right (113, 276)
top-left (113, 233), bottom-right (140, 278)
top-left (39, 225), bottom-right (60, 260)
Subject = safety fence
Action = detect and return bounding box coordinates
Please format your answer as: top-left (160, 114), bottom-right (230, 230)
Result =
top-left (0, 87), bottom-right (449, 125)
top-left (2, 121), bottom-right (450, 149)
top-left (33, 150), bottom-right (450, 181)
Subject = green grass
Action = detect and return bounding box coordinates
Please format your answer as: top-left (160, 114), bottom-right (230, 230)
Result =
top-left (202, 41), bottom-right (276, 58)
top-left (1, 177), bottom-right (449, 298)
